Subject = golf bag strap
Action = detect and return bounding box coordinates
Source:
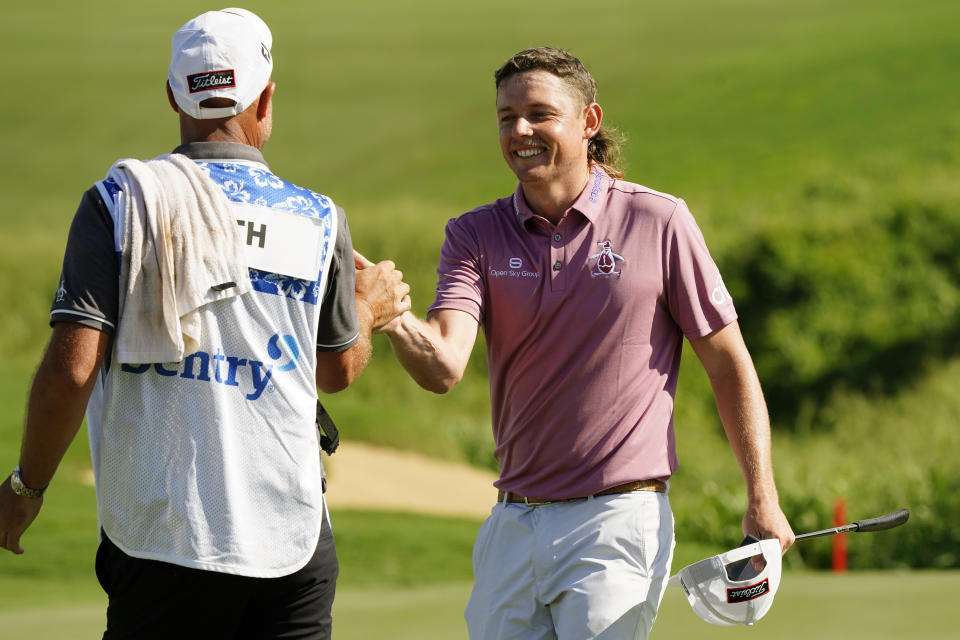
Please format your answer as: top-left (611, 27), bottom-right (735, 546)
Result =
top-left (316, 400), bottom-right (340, 455)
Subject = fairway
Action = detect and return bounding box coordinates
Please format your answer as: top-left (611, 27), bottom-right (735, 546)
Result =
top-left (1, 0), bottom-right (957, 637)
top-left (0, 572), bottom-right (955, 639)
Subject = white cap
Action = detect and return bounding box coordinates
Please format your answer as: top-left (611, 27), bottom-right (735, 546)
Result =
top-left (168, 8), bottom-right (273, 120)
top-left (668, 538), bottom-right (782, 627)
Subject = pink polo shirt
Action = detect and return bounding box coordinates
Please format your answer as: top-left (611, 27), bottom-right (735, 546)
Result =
top-left (429, 168), bottom-right (737, 498)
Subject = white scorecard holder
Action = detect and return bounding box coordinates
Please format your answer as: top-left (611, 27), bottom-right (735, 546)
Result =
top-left (668, 538), bottom-right (782, 627)
top-left (234, 203), bottom-right (330, 280)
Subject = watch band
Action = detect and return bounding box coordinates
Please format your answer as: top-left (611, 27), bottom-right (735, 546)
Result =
top-left (10, 466), bottom-right (46, 499)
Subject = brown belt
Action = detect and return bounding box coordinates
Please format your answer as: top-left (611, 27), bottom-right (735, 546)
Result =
top-left (497, 479), bottom-right (667, 506)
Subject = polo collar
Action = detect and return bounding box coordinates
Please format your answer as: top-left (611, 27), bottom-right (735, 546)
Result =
top-left (172, 141), bottom-right (268, 166)
top-left (512, 165), bottom-right (611, 229)
top-left (573, 165), bottom-right (610, 224)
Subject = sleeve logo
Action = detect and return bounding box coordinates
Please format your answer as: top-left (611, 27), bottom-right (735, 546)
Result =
top-left (711, 273), bottom-right (732, 305)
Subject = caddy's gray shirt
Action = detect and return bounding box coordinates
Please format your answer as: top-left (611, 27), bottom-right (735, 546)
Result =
top-left (50, 142), bottom-right (359, 353)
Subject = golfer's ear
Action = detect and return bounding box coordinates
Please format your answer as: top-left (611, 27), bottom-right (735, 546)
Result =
top-left (583, 102), bottom-right (602, 139)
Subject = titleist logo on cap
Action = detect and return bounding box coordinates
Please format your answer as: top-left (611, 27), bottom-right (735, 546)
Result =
top-left (187, 69), bottom-right (236, 93)
top-left (727, 578), bottom-right (770, 603)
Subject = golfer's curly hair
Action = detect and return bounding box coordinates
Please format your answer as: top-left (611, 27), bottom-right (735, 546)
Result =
top-left (494, 47), bottom-right (626, 179)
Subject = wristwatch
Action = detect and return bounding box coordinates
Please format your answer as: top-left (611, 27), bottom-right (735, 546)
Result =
top-left (9, 466), bottom-right (46, 499)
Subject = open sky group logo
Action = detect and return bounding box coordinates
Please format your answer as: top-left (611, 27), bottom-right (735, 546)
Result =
top-left (490, 256), bottom-right (541, 280)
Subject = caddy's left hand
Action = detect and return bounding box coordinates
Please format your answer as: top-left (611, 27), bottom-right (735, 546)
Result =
top-left (0, 477), bottom-right (44, 554)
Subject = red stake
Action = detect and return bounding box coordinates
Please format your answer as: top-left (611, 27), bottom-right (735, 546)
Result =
top-left (833, 498), bottom-right (848, 573)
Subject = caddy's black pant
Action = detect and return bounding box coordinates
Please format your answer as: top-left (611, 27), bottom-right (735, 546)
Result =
top-left (95, 517), bottom-right (338, 640)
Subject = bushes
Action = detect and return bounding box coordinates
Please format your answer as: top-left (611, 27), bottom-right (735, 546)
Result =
top-left (670, 357), bottom-right (960, 569)
top-left (671, 462), bottom-right (960, 570)
top-left (722, 197), bottom-right (960, 431)
top-left (777, 467), bottom-right (960, 570)
top-left (679, 160), bottom-right (960, 569)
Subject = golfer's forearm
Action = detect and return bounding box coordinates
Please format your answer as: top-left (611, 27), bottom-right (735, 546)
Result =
top-left (385, 312), bottom-right (465, 394)
top-left (711, 365), bottom-right (779, 505)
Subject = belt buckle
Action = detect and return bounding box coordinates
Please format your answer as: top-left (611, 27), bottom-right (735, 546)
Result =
top-left (522, 496), bottom-right (551, 506)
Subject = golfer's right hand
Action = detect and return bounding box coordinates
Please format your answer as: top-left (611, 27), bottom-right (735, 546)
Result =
top-left (743, 500), bottom-right (795, 555)
top-left (354, 250), bottom-right (411, 333)
top-left (0, 477), bottom-right (44, 555)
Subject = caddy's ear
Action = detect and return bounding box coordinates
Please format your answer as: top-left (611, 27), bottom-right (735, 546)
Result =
top-left (166, 81), bottom-right (180, 114)
top-left (257, 82), bottom-right (277, 123)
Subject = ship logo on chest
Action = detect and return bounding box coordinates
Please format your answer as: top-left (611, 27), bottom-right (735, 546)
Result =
top-left (589, 240), bottom-right (625, 277)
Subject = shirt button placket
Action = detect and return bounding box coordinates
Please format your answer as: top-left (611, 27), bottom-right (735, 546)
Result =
top-left (550, 231), bottom-right (565, 292)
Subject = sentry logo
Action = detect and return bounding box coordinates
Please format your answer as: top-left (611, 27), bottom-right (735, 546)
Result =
top-left (267, 333), bottom-right (299, 372)
top-left (727, 578), bottom-right (770, 603)
top-left (187, 69), bottom-right (236, 93)
top-left (120, 333), bottom-right (300, 401)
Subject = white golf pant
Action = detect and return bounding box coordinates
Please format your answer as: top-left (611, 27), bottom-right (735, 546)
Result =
top-left (465, 490), bottom-right (675, 640)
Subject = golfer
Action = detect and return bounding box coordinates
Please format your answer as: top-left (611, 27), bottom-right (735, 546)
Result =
top-left (378, 47), bottom-right (794, 639)
top-left (0, 9), bottom-right (409, 639)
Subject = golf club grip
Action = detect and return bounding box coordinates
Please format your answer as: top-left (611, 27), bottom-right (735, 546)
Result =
top-left (794, 509), bottom-right (910, 541)
top-left (852, 509), bottom-right (910, 533)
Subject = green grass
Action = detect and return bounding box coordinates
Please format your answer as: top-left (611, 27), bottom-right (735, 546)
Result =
top-left (331, 509), bottom-right (479, 588)
top-left (2, 0), bottom-right (958, 463)
top-left (653, 571), bottom-right (960, 640)
top-left (2, 572), bottom-right (957, 639)
top-left (1, 0), bottom-right (958, 631)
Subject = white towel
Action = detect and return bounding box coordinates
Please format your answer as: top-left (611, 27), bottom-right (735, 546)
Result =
top-left (109, 153), bottom-right (251, 364)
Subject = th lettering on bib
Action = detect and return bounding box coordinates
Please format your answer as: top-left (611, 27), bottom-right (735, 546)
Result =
top-left (234, 203), bottom-right (327, 280)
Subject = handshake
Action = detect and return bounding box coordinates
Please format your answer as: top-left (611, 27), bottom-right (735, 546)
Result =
top-left (353, 250), bottom-right (411, 335)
